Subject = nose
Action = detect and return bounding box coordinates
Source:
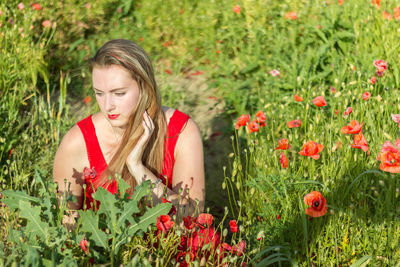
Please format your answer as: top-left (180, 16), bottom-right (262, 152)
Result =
top-left (104, 94), bottom-right (115, 112)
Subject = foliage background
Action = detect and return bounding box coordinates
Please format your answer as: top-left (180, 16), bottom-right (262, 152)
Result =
top-left (1, 0), bottom-right (400, 265)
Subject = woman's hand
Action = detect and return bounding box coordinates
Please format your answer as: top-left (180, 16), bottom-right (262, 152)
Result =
top-left (126, 111), bottom-right (154, 183)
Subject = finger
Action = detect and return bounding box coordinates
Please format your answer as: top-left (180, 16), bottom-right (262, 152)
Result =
top-left (142, 119), bottom-right (150, 135)
top-left (143, 111), bottom-right (154, 131)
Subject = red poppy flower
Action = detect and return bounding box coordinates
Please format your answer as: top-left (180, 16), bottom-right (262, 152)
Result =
top-left (163, 41), bottom-right (173, 48)
top-left (222, 242), bottom-right (232, 251)
top-left (312, 96), bottom-right (327, 107)
top-left (83, 96), bottom-right (91, 104)
top-left (287, 119), bottom-right (301, 128)
top-left (31, 3), bottom-right (42, 10)
top-left (294, 94), bottom-right (303, 102)
top-left (394, 6), bottom-right (400, 20)
top-left (233, 5), bottom-right (241, 14)
top-left (304, 191), bottom-right (328, 217)
top-left (330, 86), bottom-right (337, 93)
top-left (235, 114), bottom-right (250, 129)
top-left (8, 148), bottom-right (13, 158)
top-left (255, 111), bottom-right (266, 127)
top-left (42, 20), bottom-right (51, 28)
top-left (190, 71), bottom-right (204, 76)
top-left (186, 227), bottom-right (221, 259)
top-left (280, 152), bottom-right (288, 168)
top-left (298, 140), bottom-right (324, 160)
top-left (382, 11), bottom-right (392, 20)
top-left (83, 167), bottom-right (96, 180)
top-left (183, 216), bottom-right (196, 230)
top-left (334, 110), bottom-right (340, 116)
top-left (269, 69), bottom-right (280, 77)
top-left (341, 120), bottom-right (363, 134)
top-left (391, 114), bottom-right (400, 127)
top-left (165, 69), bottom-right (172, 75)
top-left (369, 76), bottom-right (376, 84)
top-left (157, 215), bottom-right (175, 234)
top-left (351, 132), bottom-right (369, 152)
top-left (232, 240), bottom-right (246, 256)
top-left (285, 11), bottom-right (297, 20)
top-left (247, 121), bottom-right (260, 133)
top-left (80, 237), bottom-right (89, 254)
top-left (338, 0), bottom-right (344, 6)
top-left (362, 92), bottom-right (371, 101)
top-left (374, 60), bottom-right (388, 71)
top-left (343, 107), bottom-right (352, 117)
top-left (196, 213), bottom-right (213, 228)
top-left (229, 220), bottom-right (238, 233)
top-left (372, 0), bottom-right (381, 8)
top-left (377, 140), bottom-right (400, 173)
top-left (276, 214), bottom-right (281, 220)
top-left (275, 139), bottom-right (291, 150)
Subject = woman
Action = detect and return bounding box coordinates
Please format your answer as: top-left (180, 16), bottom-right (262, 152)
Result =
top-left (53, 39), bottom-right (205, 221)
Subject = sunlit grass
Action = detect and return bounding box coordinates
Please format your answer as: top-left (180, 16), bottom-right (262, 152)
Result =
top-left (1, 0), bottom-right (400, 265)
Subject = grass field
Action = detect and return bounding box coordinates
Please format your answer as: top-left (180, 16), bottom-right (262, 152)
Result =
top-left (1, 0), bottom-right (400, 266)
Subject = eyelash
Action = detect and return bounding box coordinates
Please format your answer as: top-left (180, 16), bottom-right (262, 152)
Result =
top-left (94, 92), bottom-right (125, 96)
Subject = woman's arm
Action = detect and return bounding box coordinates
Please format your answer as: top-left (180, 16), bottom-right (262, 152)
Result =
top-left (127, 113), bottom-right (205, 219)
top-left (53, 125), bottom-right (86, 210)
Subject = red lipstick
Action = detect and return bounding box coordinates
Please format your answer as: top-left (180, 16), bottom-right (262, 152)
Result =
top-left (108, 114), bottom-right (120, 120)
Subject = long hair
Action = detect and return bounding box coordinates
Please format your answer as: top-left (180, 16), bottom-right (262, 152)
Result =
top-left (89, 39), bottom-right (166, 195)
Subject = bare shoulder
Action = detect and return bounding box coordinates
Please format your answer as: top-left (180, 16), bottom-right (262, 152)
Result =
top-left (175, 117), bottom-right (202, 156)
top-left (53, 124), bottom-right (87, 185)
top-left (181, 118), bottom-right (201, 137)
top-left (57, 124), bottom-right (86, 155)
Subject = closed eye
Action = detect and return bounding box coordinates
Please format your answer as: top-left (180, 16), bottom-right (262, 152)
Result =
top-left (115, 92), bottom-right (126, 96)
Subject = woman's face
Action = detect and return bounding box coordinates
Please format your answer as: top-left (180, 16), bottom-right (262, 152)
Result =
top-left (92, 65), bottom-right (140, 128)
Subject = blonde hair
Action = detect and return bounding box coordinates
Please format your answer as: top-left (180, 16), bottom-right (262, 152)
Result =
top-left (89, 39), bottom-right (166, 194)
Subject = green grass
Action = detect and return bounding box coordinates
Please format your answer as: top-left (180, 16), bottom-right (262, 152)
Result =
top-left (1, 0), bottom-right (400, 265)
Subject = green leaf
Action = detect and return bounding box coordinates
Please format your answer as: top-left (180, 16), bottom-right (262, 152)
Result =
top-left (2, 190), bottom-right (40, 210)
top-left (116, 177), bottom-right (131, 199)
top-left (117, 200), bottom-right (140, 229)
top-left (127, 203), bottom-right (172, 236)
top-left (255, 255), bottom-right (290, 267)
top-left (250, 245), bottom-right (288, 264)
top-left (41, 197), bottom-right (55, 226)
top-left (131, 180), bottom-right (151, 203)
top-left (349, 256), bottom-right (371, 267)
top-left (8, 229), bottom-right (22, 244)
top-left (19, 200), bottom-right (49, 241)
top-left (93, 187), bottom-right (118, 229)
top-left (116, 180), bottom-right (153, 228)
top-left (67, 38), bottom-right (85, 54)
top-left (78, 210), bottom-right (108, 249)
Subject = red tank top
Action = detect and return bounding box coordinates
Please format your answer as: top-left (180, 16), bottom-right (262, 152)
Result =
top-left (77, 109), bottom-right (190, 210)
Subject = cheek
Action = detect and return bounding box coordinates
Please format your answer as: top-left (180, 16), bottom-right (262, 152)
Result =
top-left (123, 93), bottom-right (140, 114)
top-left (95, 96), bottom-right (105, 110)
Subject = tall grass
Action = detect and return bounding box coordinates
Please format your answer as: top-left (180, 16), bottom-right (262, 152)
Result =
top-left (1, 0), bottom-right (400, 265)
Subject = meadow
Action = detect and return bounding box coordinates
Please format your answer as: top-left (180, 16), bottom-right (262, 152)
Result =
top-left (1, 0), bottom-right (400, 266)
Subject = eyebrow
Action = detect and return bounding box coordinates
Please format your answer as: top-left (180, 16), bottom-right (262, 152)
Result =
top-left (93, 87), bottom-right (127, 92)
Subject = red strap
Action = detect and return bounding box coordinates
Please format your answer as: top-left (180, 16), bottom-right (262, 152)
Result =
top-left (162, 110), bottom-right (190, 187)
top-left (77, 116), bottom-right (107, 175)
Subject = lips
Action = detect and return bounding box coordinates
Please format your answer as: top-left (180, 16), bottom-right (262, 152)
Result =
top-left (108, 114), bottom-right (120, 120)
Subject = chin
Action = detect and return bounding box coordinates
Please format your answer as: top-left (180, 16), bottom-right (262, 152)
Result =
top-left (108, 118), bottom-right (128, 128)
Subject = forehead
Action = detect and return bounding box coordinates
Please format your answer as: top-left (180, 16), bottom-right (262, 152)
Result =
top-left (92, 65), bottom-right (135, 88)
